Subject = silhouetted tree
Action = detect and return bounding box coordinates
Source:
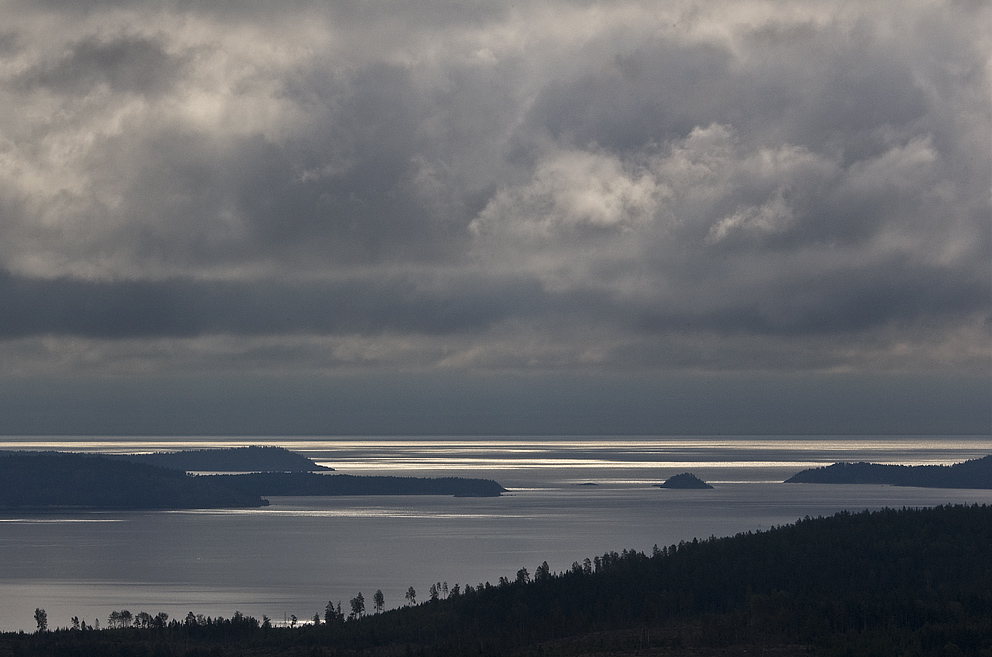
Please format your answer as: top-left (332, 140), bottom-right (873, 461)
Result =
top-left (324, 601), bottom-right (339, 625)
top-left (516, 567), bottom-right (530, 584)
top-left (535, 561), bottom-right (551, 582)
top-left (373, 589), bottom-right (385, 613)
top-left (34, 608), bottom-right (47, 633)
top-left (350, 592), bottom-right (365, 619)
top-left (405, 586), bottom-right (417, 606)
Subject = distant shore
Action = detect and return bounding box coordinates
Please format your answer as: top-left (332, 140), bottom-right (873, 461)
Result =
top-left (785, 454), bottom-right (992, 488)
top-left (0, 448), bottom-right (506, 511)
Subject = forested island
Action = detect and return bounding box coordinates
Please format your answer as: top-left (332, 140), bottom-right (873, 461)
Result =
top-left (654, 472), bottom-right (713, 489)
top-left (785, 454), bottom-right (992, 488)
top-left (117, 445), bottom-right (331, 472)
top-left (0, 452), bottom-right (267, 510)
top-left (0, 451), bottom-right (505, 510)
top-left (211, 472), bottom-right (506, 497)
top-left (5, 504), bottom-right (990, 656)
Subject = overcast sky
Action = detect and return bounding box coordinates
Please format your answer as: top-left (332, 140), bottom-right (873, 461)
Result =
top-left (0, 0), bottom-right (988, 435)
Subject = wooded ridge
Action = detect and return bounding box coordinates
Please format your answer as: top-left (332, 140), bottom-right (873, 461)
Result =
top-left (116, 445), bottom-right (331, 472)
top-left (785, 454), bottom-right (992, 488)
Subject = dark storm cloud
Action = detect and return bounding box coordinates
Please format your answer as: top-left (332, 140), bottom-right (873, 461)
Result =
top-left (637, 260), bottom-right (990, 336)
top-left (0, 269), bottom-right (575, 338)
top-left (0, 254), bottom-right (984, 342)
top-left (525, 21), bottom-right (931, 160)
top-left (31, 59), bottom-right (476, 271)
top-left (15, 34), bottom-right (184, 96)
top-left (0, 0), bottom-right (987, 378)
top-left (0, 31), bottom-right (20, 55)
top-left (528, 40), bottom-right (738, 150)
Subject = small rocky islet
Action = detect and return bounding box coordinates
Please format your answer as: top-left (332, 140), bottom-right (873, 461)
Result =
top-left (654, 472), bottom-right (714, 489)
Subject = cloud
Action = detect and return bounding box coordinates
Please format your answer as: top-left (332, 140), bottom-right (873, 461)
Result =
top-left (0, 0), bottom-right (986, 380)
top-left (15, 33), bottom-right (185, 96)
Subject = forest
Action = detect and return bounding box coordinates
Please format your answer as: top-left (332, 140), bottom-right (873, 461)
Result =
top-left (3, 504), bottom-right (990, 656)
top-left (785, 454), bottom-right (992, 488)
top-left (116, 445), bottom-right (332, 472)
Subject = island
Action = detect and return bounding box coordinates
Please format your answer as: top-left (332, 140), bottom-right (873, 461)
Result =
top-left (0, 449), bottom-right (507, 510)
top-left (0, 452), bottom-right (268, 510)
top-left (118, 445), bottom-right (331, 472)
top-left (210, 472), bottom-right (507, 497)
top-left (784, 454), bottom-right (992, 488)
top-left (654, 472), bottom-right (713, 489)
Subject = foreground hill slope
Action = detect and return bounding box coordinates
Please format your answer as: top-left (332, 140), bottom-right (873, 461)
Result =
top-left (4, 504), bottom-right (990, 656)
top-left (785, 454), bottom-right (992, 488)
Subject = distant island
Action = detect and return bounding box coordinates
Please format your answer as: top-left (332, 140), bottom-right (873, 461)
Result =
top-left (785, 454), bottom-right (992, 488)
top-left (211, 472), bottom-right (507, 498)
top-left (654, 472), bottom-right (713, 489)
top-left (118, 445), bottom-right (331, 472)
top-left (0, 450), bottom-right (506, 510)
top-left (0, 452), bottom-right (267, 510)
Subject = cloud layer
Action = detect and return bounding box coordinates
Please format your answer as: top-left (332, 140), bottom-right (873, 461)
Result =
top-left (0, 0), bottom-right (988, 376)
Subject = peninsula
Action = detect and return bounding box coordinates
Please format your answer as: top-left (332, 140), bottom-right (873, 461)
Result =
top-left (0, 449), bottom-right (506, 510)
top-left (118, 445), bottom-right (331, 472)
top-left (0, 452), bottom-right (267, 510)
top-left (785, 454), bottom-right (992, 488)
top-left (210, 472), bottom-right (507, 497)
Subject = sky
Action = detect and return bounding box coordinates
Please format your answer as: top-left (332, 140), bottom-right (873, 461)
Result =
top-left (0, 0), bottom-right (988, 436)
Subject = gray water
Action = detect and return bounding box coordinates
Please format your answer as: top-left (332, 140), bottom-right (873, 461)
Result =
top-left (1, 435), bottom-right (989, 631)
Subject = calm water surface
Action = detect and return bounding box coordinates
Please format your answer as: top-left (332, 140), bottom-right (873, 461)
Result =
top-left (0, 435), bottom-right (989, 631)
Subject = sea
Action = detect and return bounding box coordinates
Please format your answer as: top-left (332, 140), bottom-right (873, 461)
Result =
top-left (0, 435), bottom-right (990, 632)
